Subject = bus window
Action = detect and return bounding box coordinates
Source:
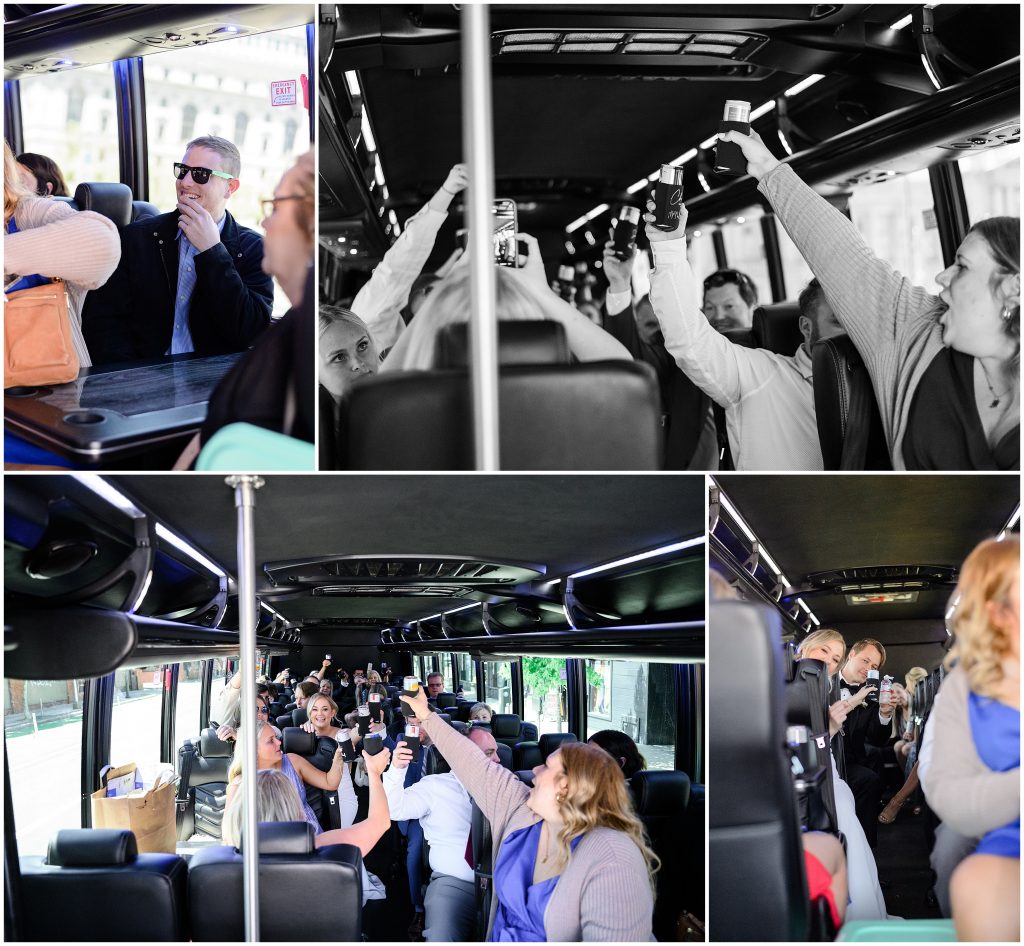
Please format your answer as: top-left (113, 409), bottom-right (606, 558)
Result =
top-left (482, 660), bottom-right (514, 716)
top-left (173, 660), bottom-right (205, 745)
top-left (143, 27), bottom-right (310, 234)
top-left (685, 228), bottom-right (719, 290)
top-left (521, 657), bottom-right (569, 735)
top-left (959, 142), bottom-right (1021, 223)
top-left (719, 209), bottom-right (772, 305)
top-left (207, 657), bottom-right (231, 720)
top-left (5, 678), bottom-right (86, 855)
top-left (18, 63), bottom-right (119, 189)
top-left (585, 659), bottom-right (677, 771)
top-left (775, 221), bottom-right (816, 301)
top-left (110, 665), bottom-right (167, 772)
top-left (847, 167), bottom-right (945, 288)
top-left (453, 652), bottom-right (477, 702)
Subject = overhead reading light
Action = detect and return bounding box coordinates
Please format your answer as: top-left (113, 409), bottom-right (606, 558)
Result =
top-left (749, 100), bottom-right (776, 122)
top-left (586, 203), bottom-right (609, 221)
top-left (569, 536), bottom-right (704, 580)
top-left (154, 523), bottom-right (228, 579)
top-left (344, 71), bottom-right (361, 97)
top-left (129, 570), bottom-right (154, 614)
top-left (565, 214), bottom-right (589, 233)
top-left (672, 148), bottom-right (698, 166)
top-left (70, 474), bottom-right (145, 518)
top-left (777, 129), bottom-right (794, 156)
top-left (626, 178), bottom-right (648, 194)
top-left (889, 13), bottom-right (913, 30)
top-left (360, 112), bottom-right (376, 153)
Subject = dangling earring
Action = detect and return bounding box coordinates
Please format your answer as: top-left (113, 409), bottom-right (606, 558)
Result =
top-left (1000, 304), bottom-right (1015, 322)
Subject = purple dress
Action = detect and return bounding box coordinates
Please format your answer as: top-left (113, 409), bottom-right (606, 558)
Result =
top-left (281, 753), bottom-right (322, 835)
top-left (490, 821), bottom-right (582, 941)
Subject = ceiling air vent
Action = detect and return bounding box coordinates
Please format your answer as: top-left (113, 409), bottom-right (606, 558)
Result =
top-left (264, 555), bottom-right (543, 587)
top-left (494, 29), bottom-right (766, 60)
top-left (940, 122), bottom-right (1020, 151)
top-left (312, 585), bottom-right (470, 597)
top-left (807, 564), bottom-right (957, 590)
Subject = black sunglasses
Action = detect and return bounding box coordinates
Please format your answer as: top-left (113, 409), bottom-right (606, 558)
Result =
top-left (173, 162), bottom-right (234, 185)
top-left (704, 269), bottom-right (754, 290)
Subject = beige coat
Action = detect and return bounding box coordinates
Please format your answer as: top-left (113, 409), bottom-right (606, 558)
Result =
top-left (5, 195), bottom-right (121, 368)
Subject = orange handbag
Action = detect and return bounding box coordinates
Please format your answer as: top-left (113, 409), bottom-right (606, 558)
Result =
top-left (4, 277), bottom-right (80, 387)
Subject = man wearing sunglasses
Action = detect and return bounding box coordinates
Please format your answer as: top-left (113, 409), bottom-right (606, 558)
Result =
top-left (83, 135), bottom-right (273, 365)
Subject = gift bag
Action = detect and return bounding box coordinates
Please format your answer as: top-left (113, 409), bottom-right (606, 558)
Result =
top-left (91, 764), bottom-right (178, 854)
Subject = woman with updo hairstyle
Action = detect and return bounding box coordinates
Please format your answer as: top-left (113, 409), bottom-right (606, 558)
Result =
top-left (922, 535), bottom-right (1019, 942)
top-left (400, 683), bottom-right (657, 940)
top-left (796, 627), bottom-right (888, 920)
top-left (588, 730), bottom-right (647, 780)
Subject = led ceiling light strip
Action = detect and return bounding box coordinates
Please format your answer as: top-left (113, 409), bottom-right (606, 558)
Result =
top-left (569, 536), bottom-right (704, 580)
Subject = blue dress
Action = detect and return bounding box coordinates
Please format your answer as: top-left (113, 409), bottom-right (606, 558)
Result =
top-left (281, 753), bottom-right (323, 835)
top-left (490, 822), bottom-right (582, 941)
top-left (968, 692), bottom-right (1019, 858)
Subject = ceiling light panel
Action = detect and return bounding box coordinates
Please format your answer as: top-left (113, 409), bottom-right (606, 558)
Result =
top-left (564, 32), bottom-right (626, 42)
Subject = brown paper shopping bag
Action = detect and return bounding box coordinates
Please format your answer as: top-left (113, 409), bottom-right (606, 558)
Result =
top-left (91, 768), bottom-right (177, 854)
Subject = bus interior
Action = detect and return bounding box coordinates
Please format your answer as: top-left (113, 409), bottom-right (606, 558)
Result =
top-left (3, 3), bottom-right (315, 470)
top-left (707, 473), bottom-right (1020, 941)
top-left (4, 472), bottom-right (705, 941)
top-left (319, 3), bottom-right (1020, 470)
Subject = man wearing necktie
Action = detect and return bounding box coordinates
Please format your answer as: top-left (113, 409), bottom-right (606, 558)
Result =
top-left (385, 727), bottom-right (503, 941)
top-left (831, 639), bottom-right (906, 846)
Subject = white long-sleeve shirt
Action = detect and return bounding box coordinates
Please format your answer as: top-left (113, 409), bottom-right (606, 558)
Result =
top-left (383, 764), bottom-right (474, 882)
top-left (648, 238), bottom-right (823, 471)
top-left (350, 201), bottom-right (449, 355)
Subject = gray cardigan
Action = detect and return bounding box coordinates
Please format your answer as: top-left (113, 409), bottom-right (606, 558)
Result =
top-left (919, 665), bottom-right (1020, 838)
top-left (758, 164), bottom-right (945, 469)
top-left (417, 712), bottom-right (655, 941)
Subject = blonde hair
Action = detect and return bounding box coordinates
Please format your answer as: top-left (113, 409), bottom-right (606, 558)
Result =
top-left (796, 628), bottom-right (847, 664)
top-left (306, 692), bottom-right (338, 725)
top-left (4, 140), bottom-right (33, 225)
top-left (904, 666), bottom-right (929, 692)
top-left (228, 719), bottom-right (280, 784)
top-left (709, 570), bottom-right (739, 600)
top-left (381, 266), bottom-right (565, 372)
top-left (946, 535), bottom-right (1019, 698)
top-left (552, 742), bottom-right (660, 892)
top-left (469, 702), bottom-right (493, 721)
top-left (222, 768), bottom-right (304, 848)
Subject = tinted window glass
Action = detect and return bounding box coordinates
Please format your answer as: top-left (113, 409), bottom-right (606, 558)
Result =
top-left (482, 660), bottom-right (514, 716)
top-left (5, 677), bottom-right (86, 855)
top-left (110, 664), bottom-right (166, 773)
top-left (521, 657), bottom-right (569, 735)
top-left (585, 659), bottom-right (676, 771)
top-left (959, 143), bottom-right (1020, 224)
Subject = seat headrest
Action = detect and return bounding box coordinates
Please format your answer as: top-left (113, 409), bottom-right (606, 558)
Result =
top-left (435, 712), bottom-right (452, 725)
top-left (753, 302), bottom-right (803, 355)
top-left (240, 821), bottom-right (316, 854)
top-left (282, 727), bottom-right (317, 756)
top-left (435, 692), bottom-right (457, 709)
top-left (200, 727), bottom-right (234, 758)
top-left (491, 713), bottom-right (522, 738)
top-left (496, 742), bottom-right (513, 771)
top-left (539, 732), bottom-right (577, 759)
top-left (436, 321), bottom-right (570, 369)
top-left (131, 199), bottom-right (161, 222)
top-left (73, 182), bottom-right (133, 229)
top-left (47, 829), bottom-right (137, 867)
top-left (631, 769), bottom-right (691, 814)
top-left (450, 720), bottom-right (470, 735)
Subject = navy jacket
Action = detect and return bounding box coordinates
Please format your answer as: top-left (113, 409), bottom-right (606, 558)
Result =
top-left (83, 209), bottom-right (273, 364)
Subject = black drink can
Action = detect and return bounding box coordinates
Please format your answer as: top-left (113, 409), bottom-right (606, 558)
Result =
top-left (401, 677), bottom-right (420, 717)
top-left (404, 723), bottom-right (421, 763)
top-left (357, 704), bottom-right (371, 735)
top-left (363, 733), bottom-right (384, 756)
top-left (612, 206), bottom-right (641, 259)
top-left (336, 729), bottom-right (356, 763)
top-left (714, 100), bottom-right (751, 176)
top-left (652, 165), bottom-right (685, 231)
top-left (368, 691), bottom-right (383, 722)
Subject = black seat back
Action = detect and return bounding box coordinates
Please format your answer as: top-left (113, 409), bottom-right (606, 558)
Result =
top-left (631, 770), bottom-right (695, 941)
top-left (753, 302), bottom-right (803, 354)
top-left (490, 713), bottom-right (526, 750)
top-left (812, 333), bottom-right (891, 470)
top-left (187, 823), bottom-right (362, 941)
top-left (710, 601), bottom-right (808, 941)
top-left (342, 361), bottom-right (662, 470)
top-left (785, 658), bottom-right (840, 835)
top-left (20, 829), bottom-right (188, 941)
top-left (281, 728), bottom-right (342, 831)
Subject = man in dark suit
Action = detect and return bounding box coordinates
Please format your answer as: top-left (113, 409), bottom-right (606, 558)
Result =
top-left (831, 638), bottom-right (905, 846)
top-left (84, 135), bottom-right (273, 364)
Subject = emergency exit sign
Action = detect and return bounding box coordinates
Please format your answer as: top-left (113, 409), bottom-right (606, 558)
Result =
top-left (271, 79), bottom-right (297, 106)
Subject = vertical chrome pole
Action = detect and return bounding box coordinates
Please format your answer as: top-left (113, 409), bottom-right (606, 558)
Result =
top-left (461, 2), bottom-right (500, 470)
top-left (226, 474), bottom-right (265, 942)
